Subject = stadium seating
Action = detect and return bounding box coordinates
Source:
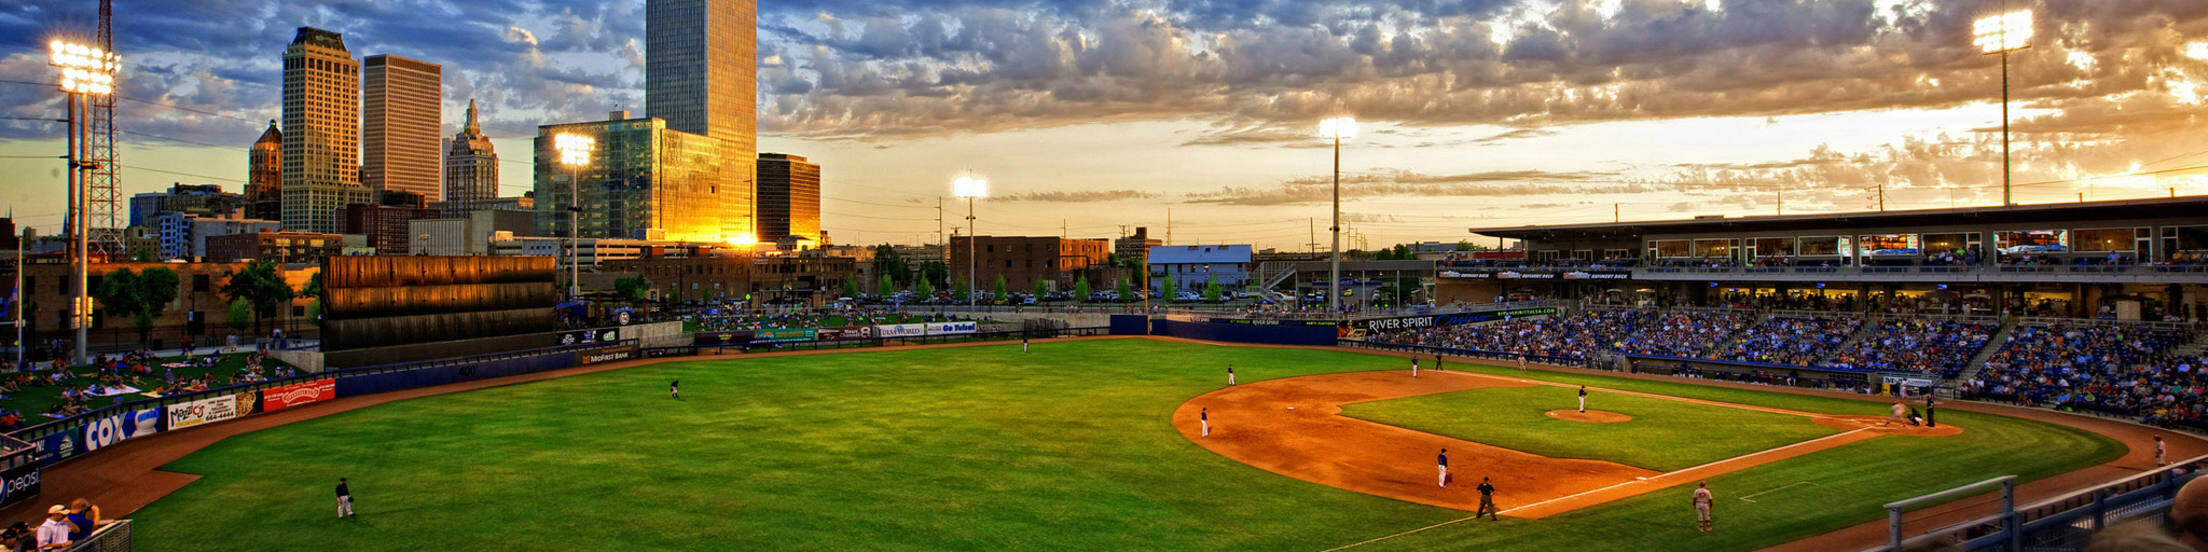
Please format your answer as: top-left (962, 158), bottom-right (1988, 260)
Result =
top-left (1715, 315), bottom-right (1863, 366)
top-left (1821, 319), bottom-right (1995, 378)
top-left (1962, 323), bottom-right (2198, 425)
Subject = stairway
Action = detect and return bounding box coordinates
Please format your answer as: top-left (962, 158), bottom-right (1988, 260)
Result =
top-left (1700, 313), bottom-right (1768, 358)
top-left (1950, 319), bottom-right (2018, 384)
top-left (2171, 331), bottom-right (2208, 358)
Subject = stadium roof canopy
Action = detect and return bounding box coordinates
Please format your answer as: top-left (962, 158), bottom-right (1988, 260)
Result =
top-left (1468, 196), bottom-right (2208, 240)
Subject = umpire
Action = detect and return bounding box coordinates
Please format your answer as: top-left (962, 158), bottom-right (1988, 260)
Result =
top-left (1475, 477), bottom-right (1498, 520)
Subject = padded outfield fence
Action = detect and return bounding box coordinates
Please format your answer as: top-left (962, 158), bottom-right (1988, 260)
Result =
top-left (0, 336), bottom-right (642, 511)
top-left (1871, 453), bottom-right (2208, 551)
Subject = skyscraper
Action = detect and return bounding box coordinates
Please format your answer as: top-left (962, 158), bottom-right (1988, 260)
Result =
top-left (444, 99), bottom-right (499, 215)
top-left (280, 27), bottom-right (365, 233)
top-left (246, 121), bottom-right (283, 221)
top-left (362, 54), bottom-right (444, 201)
top-left (755, 153), bottom-right (820, 244)
top-left (647, 0), bottom-right (757, 243)
top-left (534, 112), bottom-right (731, 243)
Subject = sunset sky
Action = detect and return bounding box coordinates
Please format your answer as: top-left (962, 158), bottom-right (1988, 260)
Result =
top-left (2, 0), bottom-right (2205, 250)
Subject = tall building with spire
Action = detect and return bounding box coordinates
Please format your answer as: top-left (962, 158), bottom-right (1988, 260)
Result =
top-left (280, 27), bottom-right (370, 233)
top-left (443, 99), bottom-right (499, 215)
top-left (362, 54), bottom-right (444, 201)
top-left (246, 120), bottom-right (283, 221)
top-left (647, 0), bottom-right (757, 243)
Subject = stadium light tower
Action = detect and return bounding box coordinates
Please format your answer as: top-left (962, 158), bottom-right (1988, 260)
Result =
top-left (953, 176), bottom-right (987, 307)
top-left (1974, 8), bottom-right (2032, 207)
top-left (554, 133), bottom-right (594, 300)
top-left (1317, 116), bottom-right (1357, 312)
top-left (50, 39), bottom-right (118, 365)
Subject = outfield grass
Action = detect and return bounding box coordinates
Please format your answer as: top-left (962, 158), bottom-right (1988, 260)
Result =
top-left (1340, 385), bottom-right (1841, 471)
top-left (131, 341), bottom-right (2121, 551)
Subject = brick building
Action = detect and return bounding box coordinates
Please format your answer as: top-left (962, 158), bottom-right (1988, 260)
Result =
top-left (205, 231), bottom-right (345, 264)
top-left (1, 262), bottom-right (317, 348)
top-left (600, 253), bottom-right (856, 306)
top-left (948, 235), bottom-right (1111, 292)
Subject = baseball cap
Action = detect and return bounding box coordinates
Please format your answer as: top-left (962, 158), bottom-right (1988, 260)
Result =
top-left (46, 505), bottom-right (65, 514)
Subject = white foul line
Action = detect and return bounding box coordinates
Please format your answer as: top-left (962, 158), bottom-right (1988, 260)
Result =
top-left (1738, 481), bottom-right (1819, 503)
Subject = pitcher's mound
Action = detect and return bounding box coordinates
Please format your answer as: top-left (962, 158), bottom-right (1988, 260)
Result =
top-left (1546, 410), bottom-right (1632, 423)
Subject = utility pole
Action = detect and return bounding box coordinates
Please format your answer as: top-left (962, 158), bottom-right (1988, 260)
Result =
top-left (1777, 187), bottom-right (1784, 217)
top-left (1061, 219), bottom-right (1067, 239)
top-left (1878, 183), bottom-right (1887, 211)
top-left (1613, 203), bottom-right (1620, 223)
top-left (1307, 218), bottom-right (1318, 254)
top-left (1165, 208), bottom-right (1172, 245)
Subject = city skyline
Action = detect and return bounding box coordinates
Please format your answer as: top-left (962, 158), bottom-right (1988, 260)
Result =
top-left (1, 1), bottom-right (2206, 250)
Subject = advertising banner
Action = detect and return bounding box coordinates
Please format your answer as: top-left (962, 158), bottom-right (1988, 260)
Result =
top-left (37, 431), bottom-right (75, 466)
top-left (925, 321), bottom-right (977, 335)
top-left (81, 407), bottom-right (163, 452)
top-left (559, 328), bottom-right (620, 346)
top-left (874, 324), bottom-right (926, 338)
top-left (263, 378), bottom-right (336, 412)
top-left (577, 345), bottom-right (639, 365)
top-left (693, 331), bottom-right (755, 346)
top-left (0, 462), bottom-right (38, 509)
top-left (644, 346), bottom-right (697, 358)
top-left (754, 328), bottom-right (818, 342)
top-left (170, 393), bottom-right (245, 431)
top-left (1356, 308), bottom-right (1558, 333)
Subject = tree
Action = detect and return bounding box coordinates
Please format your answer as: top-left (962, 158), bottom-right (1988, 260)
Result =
top-left (220, 259), bottom-right (295, 334)
top-left (93, 267), bottom-right (181, 347)
top-left (1203, 273), bottom-right (1223, 303)
top-left (1073, 275), bottom-right (1091, 302)
top-left (878, 273), bottom-right (895, 295)
top-left (916, 278), bottom-right (935, 299)
top-left (873, 244), bottom-right (913, 287)
top-left (1162, 273), bottom-right (1177, 301)
top-left (1032, 278), bottom-right (1048, 301)
top-left (613, 275), bottom-right (653, 303)
top-left (992, 275), bottom-right (1008, 303)
top-left (226, 298), bottom-right (252, 332)
top-left (920, 261), bottom-right (950, 289)
top-left (841, 277), bottom-right (861, 299)
top-left (1115, 277), bottom-right (1132, 303)
top-left (953, 280), bottom-right (970, 304)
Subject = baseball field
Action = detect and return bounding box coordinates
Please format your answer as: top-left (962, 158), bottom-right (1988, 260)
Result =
top-left (120, 338), bottom-right (2126, 551)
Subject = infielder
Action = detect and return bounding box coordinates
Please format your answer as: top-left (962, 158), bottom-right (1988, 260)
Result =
top-left (1692, 481), bottom-right (1714, 532)
top-left (1227, 364), bottom-right (1236, 386)
top-left (2156, 434), bottom-right (2167, 467)
top-left (1437, 448), bottom-right (1450, 487)
top-left (1517, 354), bottom-right (1527, 373)
top-left (336, 477), bottom-right (355, 518)
top-left (671, 379), bottom-right (680, 400)
top-left (1475, 477), bottom-right (1498, 520)
top-left (1578, 385), bottom-right (1588, 413)
top-left (1411, 358), bottom-right (1419, 378)
top-left (1435, 353), bottom-right (1444, 371)
top-left (1200, 408), bottom-right (1210, 437)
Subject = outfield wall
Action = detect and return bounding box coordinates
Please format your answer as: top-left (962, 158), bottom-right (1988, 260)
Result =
top-left (1151, 319), bottom-right (1338, 346)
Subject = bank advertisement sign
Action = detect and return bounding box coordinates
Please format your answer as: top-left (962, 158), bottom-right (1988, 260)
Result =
top-left (263, 378), bottom-right (337, 412)
top-left (82, 407), bottom-right (163, 452)
top-left (925, 321), bottom-right (977, 335)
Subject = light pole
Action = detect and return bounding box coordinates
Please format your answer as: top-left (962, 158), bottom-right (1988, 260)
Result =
top-left (1317, 116), bottom-right (1356, 313)
top-left (554, 133), bottom-right (594, 300)
top-left (51, 40), bottom-right (117, 364)
top-left (1974, 8), bottom-right (2032, 207)
top-left (953, 176), bottom-right (986, 308)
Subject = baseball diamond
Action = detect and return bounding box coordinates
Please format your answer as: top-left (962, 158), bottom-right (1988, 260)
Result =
top-left (10, 337), bottom-right (2186, 551)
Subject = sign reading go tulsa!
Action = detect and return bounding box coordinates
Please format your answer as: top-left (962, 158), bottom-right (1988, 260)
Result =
top-left (262, 378), bottom-right (336, 412)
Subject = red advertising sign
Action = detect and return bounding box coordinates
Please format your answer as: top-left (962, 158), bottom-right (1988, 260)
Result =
top-left (262, 378), bottom-right (335, 411)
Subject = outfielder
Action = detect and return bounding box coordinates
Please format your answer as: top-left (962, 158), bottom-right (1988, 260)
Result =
top-left (1200, 408), bottom-right (1210, 437)
top-left (1517, 354), bottom-right (1527, 373)
top-left (336, 477), bottom-right (355, 519)
top-left (1411, 358), bottom-right (1419, 378)
top-left (1437, 448), bottom-right (1450, 487)
top-left (2156, 434), bottom-right (2167, 466)
top-left (1692, 481), bottom-right (1714, 532)
top-left (1023, 335), bottom-right (1030, 353)
top-left (1578, 385), bottom-right (1588, 413)
top-left (1227, 364), bottom-right (1236, 386)
top-left (1475, 477), bottom-right (1498, 520)
top-left (671, 379), bottom-right (680, 400)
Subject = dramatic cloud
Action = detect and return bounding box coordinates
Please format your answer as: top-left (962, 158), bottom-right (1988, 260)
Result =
top-left (997, 189), bottom-right (1160, 202)
top-left (1183, 168), bottom-right (1656, 205)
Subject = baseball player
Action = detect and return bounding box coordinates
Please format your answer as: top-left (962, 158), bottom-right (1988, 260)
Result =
top-left (2156, 435), bottom-right (2167, 467)
top-left (336, 477), bottom-right (354, 518)
top-left (1022, 335), bottom-right (1030, 353)
top-left (1435, 353), bottom-right (1444, 371)
top-left (1692, 481), bottom-right (1714, 532)
top-left (1885, 401), bottom-right (1905, 427)
top-left (1578, 385), bottom-right (1588, 413)
top-left (1437, 448), bottom-right (1450, 487)
top-left (1411, 358), bottom-right (1419, 378)
top-left (1200, 408), bottom-right (1210, 437)
top-left (1517, 354), bottom-right (1527, 373)
top-left (1227, 364), bottom-right (1236, 386)
top-left (1475, 477), bottom-right (1498, 520)
top-left (671, 379), bottom-right (680, 400)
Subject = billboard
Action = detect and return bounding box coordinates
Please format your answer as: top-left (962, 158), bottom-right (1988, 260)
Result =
top-left (1356, 308), bottom-right (1558, 333)
top-left (560, 328), bottom-right (621, 346)
top-left (693, 331), bottom-right (754, 346)
top-left (168, 393), bottom-right (247, 430)
top-left (37, 431), bottom-right (75, 466)
top-left (0, 462), bottom-right (38, 509)
top-left (926, 321), bottom-right (977, 335)
top-left (577, 345), bottom-right (639, 366)
top-left (874, 324), bottom-right (927, 338)
top-left (263, 378), bottom-right (337, 412)
top-left (754, 328), bottom-right (819, 343)
top-left (82, 407), bottom-right (163, 452)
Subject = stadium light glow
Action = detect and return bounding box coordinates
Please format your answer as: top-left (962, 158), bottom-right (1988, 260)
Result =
top-left (554, 133), bottom-right (594, 167)
top-left (48, 40), bottom-right (118, 96)
top-left (953, 175), bottom-right (986, 306)
top-left (1972, 10), bottom-right (2033, 54)
top-left (1316, 116), bottom-right (1358, 140)
top-left (952, 176), bottom-right (988, 198)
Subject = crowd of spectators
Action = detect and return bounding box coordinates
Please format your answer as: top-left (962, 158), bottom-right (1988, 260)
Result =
top-left (1822, 319), bottom-right (1995, 378)
top-left (1962, 323), bottom-right (2199, 427)
top-left (687, 309), bottom-right (967, 332)
top-left (1715, 316), bottom-right (1864, 366)
top-left (1366, 308), bottom-right (1753, 361)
